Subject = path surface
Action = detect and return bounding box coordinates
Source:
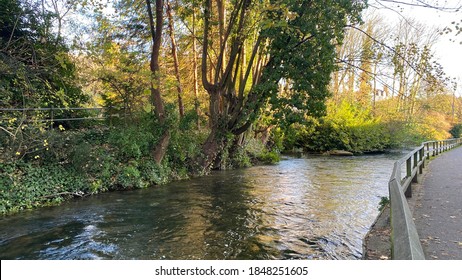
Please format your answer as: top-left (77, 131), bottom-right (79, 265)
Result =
top-left (414, 146), bottom-right (462, 260)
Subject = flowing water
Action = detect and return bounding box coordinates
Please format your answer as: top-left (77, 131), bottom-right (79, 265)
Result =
top-left (0, 153), bottom-right (402, 260)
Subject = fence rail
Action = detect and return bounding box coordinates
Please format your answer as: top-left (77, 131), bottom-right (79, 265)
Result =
top-left (0, 107), bottom-right (104, 111)
top-left (0, 107), bottom-right (120, 123)
top-left (389, 138), bottom-right (462, 260)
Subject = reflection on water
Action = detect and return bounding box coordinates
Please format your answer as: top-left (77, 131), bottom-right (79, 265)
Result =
top-left (0, 153), bottom-right (401, 259)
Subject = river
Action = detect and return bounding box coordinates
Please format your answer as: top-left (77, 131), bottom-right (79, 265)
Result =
top-left (0, 153), bottom-right (402, 260)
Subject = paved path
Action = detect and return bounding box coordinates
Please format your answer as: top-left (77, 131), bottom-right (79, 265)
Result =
top-left (414, 146), bottom-right (462, 260)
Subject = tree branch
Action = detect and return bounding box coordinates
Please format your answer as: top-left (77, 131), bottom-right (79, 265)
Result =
top-left (377, 0), bottom-right (462, 11)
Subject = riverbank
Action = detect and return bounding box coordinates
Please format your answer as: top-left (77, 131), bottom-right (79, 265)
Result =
top-left (362, 205), bottom-right (391, 260)
top-left (0, 123), bottom-right (281, 215)
top-left (362, 155), bottom-right (430, 260)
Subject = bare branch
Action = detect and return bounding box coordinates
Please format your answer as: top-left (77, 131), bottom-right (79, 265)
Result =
top-left (376, 0), bottom-right (462, 11)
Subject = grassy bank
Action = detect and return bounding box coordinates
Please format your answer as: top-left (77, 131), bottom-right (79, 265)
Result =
top-left (0, 114), bottom-right (278, 215)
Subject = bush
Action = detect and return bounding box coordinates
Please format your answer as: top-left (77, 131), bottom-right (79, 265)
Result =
top-left (230, 145), bottom-right (252, 168)
top-left (378, 196), bottom-right (390, 211)
top-left (138, 159), bottom-right (171, 185)
top-left (283, 101), bottom-right (391, 153)
top-left (449, 123), bottom-right (462, 138)
top-left (0, 162), bottom-right (87, 214)
top-left (116, 163), bottom-right (142, 189)
top-left (108, 126), bottom-right (155, 161)
top-left (258, 151), bottom-right (280, 164)
top-left (167, 112), bottom-right (208, 170)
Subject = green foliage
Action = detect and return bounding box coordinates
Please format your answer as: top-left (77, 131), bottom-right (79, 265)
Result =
top-left (449, 123), bottom-right (462, 138)
top-left (167, 110), bottom-right (206, 170)
top-left (0, 162), bottom-right (87, 214)
top-left (228, 136), bottom-right (282, 168)
top-left (1, 111), bottom-right (214, 214)
top-left (108, 124), bottom-right (155, 161)
top-left (258, 151), bottom-right (280, 164)
top-left (258, 0), bottom-right (365, 127)
top-left (378, 196), bottom-right (390, 212)
top-left (0, 0), bottom-right (88, 168)
top-left (0, 0), bottom-right (370, 214)
top-left (324, 101), bottom-right (390, 153)
top-left (91, 40), bottom-right (150, 117)
top-left (385, 121), bottom-right (425, 148)
top-left (138, 160), bottom-right (171, 185)
top-left (268, 127), bottom-right (285, 153)
top-left (243, 137), bottom-right (267, 159)
top-left (229, 146), bottom-right (253, 168)
top-left (0, 0), bottom-right (86, 110)
top-left (116, 163), bottom-right (142, 189)
top-left (285, 101), bottom-right (390, 153)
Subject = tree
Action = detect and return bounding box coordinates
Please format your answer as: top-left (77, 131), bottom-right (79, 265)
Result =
top-left (79, 9), bottom-right (151, 120)
top-left (61, 0), bottom-right (363, 170)
top-left (0, 0), bottom-right (86, 110)
top-left (146, 0), bottom-right (171, 164)
top-left (449, 123), bottom-right (462, 138)
top-left (166, 0), bottom-right (184, 118)
top-left (1, 0), bottom-right (86, 161)
top-left (196, 0), bottom-right (365, 171)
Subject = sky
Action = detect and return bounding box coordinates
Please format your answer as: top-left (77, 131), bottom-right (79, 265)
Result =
top-left (368, 0), bottom-right (462, 96)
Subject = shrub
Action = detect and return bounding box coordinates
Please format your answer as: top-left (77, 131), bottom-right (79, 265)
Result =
top-left (0, 162), bottom-right (87, 214)
top-left (116, 163), bottom-right (142, 190)
top-left (378, 196), bottom-right (390, 211)
top-left (108, 126), bottom-right (155, 161)
top-left (230, 145), bottom-right (252, 168)
top-left (449, 123), bottom-right (462, 138)
top-left (138, 159), bottom-right (171, 185)
top-left (284, 100), bottom-right (391, 153)
top-left (258, 151), bottom-right (280, 164)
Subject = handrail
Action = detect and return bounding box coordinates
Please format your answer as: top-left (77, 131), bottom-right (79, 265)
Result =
top-left (0, 107), bottom-right (105, 111)
top-left (0, 107), bottom-right (122, 123)
top-left (389, 138), bottom-right (462, 259)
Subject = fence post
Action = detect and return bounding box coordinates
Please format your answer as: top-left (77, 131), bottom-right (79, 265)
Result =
top-left (412, 152), bottom-right (418, 183)
top-left (405, 157), bottom-right (412, 197)
top-left (419, 147), bottom-right (424, 172)
top-left (50, 107), bottom-right (54, 128)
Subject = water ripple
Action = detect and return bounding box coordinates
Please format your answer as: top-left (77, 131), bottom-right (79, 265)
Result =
top-left (0, 153), bottom-right (404, 259)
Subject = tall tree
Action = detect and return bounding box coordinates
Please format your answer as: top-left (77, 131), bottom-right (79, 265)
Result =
top-left (357, 23), bottom-right (374, 106)
top-left (197, 0), bottom-right (365, 171)
top-left (146, 0), bottom-right (170, 164)
top-left (166, 0), bottom-right (184, 118)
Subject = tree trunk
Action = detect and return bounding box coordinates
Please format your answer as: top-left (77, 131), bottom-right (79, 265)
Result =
top-left (153, 130), bottom-right (171, 164)
top-left (147, 0), bottom-right (170, 164)
top-left (217, 0), bottom-right (226, 77)
top-left (192, 0), bottom-right (200, 127)
top-left (197, 126), bottom-right (227, 173)
top-left (197, 0), bottom-right (262, 173)
top-left (196, 87), bottom-right (228, 172)
top-left (166, 0), bottom-right (184, 118)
